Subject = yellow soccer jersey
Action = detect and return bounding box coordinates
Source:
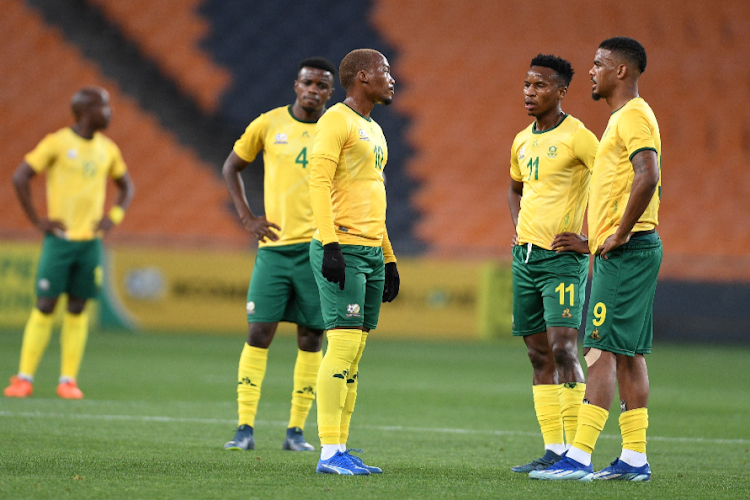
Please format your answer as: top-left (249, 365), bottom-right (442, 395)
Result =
top-left (24, 127), bottom-right (127, 241)
top-left (309, 103), bottom-right (395, 261)
top-left (588, 97), bottom-right (661, 253)
top-left (510, 115), bottom-right (599, 250)
top-left (234, 105), bottom-right (321, 248)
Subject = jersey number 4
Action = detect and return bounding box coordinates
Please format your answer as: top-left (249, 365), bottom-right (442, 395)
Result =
top-left (295, 147), bottom-right (308, 168)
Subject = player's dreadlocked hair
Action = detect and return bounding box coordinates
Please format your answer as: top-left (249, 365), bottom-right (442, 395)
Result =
top-left (339, 49), bottom-right (382, 92)
top-left (599, 37), bottom-right (647, 74)
top-left (298, 57), bottom-right (336, 76)
top-left (530, 54), bottom-right (575, 87)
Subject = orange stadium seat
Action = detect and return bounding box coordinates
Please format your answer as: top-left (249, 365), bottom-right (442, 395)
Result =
top-left (0, 0), bottom-right (249, 249)
top-left (371, 0), bottom-right (750, 280)
top-left (87, 0), bottom-right (231, 113)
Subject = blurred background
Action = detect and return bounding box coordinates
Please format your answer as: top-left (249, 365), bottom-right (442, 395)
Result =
top-left (1, 0), bottom-right (749, 343)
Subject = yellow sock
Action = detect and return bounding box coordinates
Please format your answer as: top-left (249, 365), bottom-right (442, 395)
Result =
top-left (60, 312), bottom-right (89, 380)
top-left (316, 329), bottom-right (362, 445)
top-left (340, 331), bottom-right (368, 445)
top-left (559, 382), bottom-right (586, 445)
top-left (533, 384), bottom-right (564, 448)
top-left (237, 344), bottom-right (268, 427)
top-left (18, 309), bottom-right (55, 378)
top-left (620, 408), bottom-right (648, 453)
top-left (288, 349), bottom-right (322, 430)
top-left (572, 403), bottom-right (609, 454)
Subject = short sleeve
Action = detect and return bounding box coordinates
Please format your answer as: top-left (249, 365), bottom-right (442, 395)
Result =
top-left (24, 134), bottom-right (59, 172)
top-left (311, 110), bottom-right (349, 163)
top-left (571, 127), bottom-right (599, 172)
top-left (509, 135), bottom-right (523, 182)
top-left (233, 114), bottom-right (268, 163)
top-left (619, 108), bottom-right (656, 162)
top-left (108, 141), bottom-right (128, 179)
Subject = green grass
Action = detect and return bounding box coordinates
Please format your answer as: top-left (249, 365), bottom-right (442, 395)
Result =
top-left (0, 330), bottom-right (748, 499)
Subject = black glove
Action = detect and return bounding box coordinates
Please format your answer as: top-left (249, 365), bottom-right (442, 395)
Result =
top-left (322, 242), bottom-right (346, 290)
top-left (382, 262), bottom-right (400, 302)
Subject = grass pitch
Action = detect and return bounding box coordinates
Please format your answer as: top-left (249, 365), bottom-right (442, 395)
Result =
top-left (0, 330), bottom-right (748, 499)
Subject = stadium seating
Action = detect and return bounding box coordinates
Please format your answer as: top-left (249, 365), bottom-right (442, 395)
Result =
top-left (371, 0), bottom-right (750, 280)
top-left (0, 0), bottom-right (249, 248)
top-left (86, 0), bottom-right (231, 113)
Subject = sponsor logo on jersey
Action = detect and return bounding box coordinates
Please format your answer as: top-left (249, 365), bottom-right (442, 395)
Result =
top-left (518, 147), bottom-right (526, 160)
top-left (246, 301), bottom-right (256, 314)
top-left (67, 149), bottom-right (78, 159)
top-left (562, 307), bottom-right (572, 318)
top-left (590, 329), bottom-right (600, 340)
top-left (547, 145), bottom-right (558, 159)
top-left (532, 139), bottom-right (538, 148)
top-left (274, 133), bottom-right (288, 144)
top-left (358, 129), bottom-right (370, 141)
top-left (302, 131), bottom-right (310, 138)
top-left (346, 303), bottom-right (361, 317)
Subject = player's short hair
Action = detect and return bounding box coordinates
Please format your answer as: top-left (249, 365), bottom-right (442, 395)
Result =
top-left (298, 57), bottom-right (336, 76)
top-left (599, 37), bottom-right (647, 74)
top-left (339, 49), bottom-right (382, 92)
top-left (530, 54), bottom-right (574, 87)
top-left (71, 86), bottom-right (106, 117)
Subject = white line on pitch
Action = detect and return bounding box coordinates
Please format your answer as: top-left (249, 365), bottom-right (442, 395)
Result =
top-left (0, 410), bottom-right (747, 445)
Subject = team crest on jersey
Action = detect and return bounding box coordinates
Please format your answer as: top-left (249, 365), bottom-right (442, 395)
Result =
top-left (358, 129), bottom-right (370, 141)
top-left (246, 301), bottom-right (256, 314)
top-left (273, 133), bottom-right (288, 144)
top-left (67, 149), bottom-right (78, 159)
top-left (547, 145), bottom-right (558, 159)
top-left (518, 147), bottom-right (526, 160)
top-left (346, 303), bottom-right (361, 317)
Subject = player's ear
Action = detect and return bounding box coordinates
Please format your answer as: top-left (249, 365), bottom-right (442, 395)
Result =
top-left (616, 63), bottom-right (628, 80)
top-left (358, 69), bottom-right (369, 84)
top-left (558, 86), bottom-right (568, 99)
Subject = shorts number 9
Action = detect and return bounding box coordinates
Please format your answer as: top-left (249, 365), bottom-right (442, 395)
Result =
top-left (593, 302), bottom-right (607, 326)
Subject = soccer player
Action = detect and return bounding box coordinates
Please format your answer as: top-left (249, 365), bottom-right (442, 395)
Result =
top-left (507, 55), bottom-right (599, 473)
top-left (4, 86), bottom-right (135, 400)
top-left (532, 37), bottom-right (662, 482)
top-left (222, 57), bottom-right (336, 452)
top-left (308, 48), bottom-right (400, 475)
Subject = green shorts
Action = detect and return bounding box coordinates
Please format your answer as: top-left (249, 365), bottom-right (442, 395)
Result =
top-left (35, 234), bottom-right (103, 299)
top-left (309, 239), bottom-right (385, 330)
top-left (512, 244), bottom-right (588, 336)
top-left (246, 242), bottom-right (325, 330)
top-left (583, 231), bottom-right (663, 356)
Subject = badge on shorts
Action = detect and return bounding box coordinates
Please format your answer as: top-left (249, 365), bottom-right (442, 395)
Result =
top-left (562, 308), bottom-right (572, 319)
top-left (246, 301), bottom-right (256, 314)
top-left (38, 278), bottom-right (50, 291)
top-left (346, 303), bottom-right (361, 318)
top-left (590, 329), bottom-right (600, 340)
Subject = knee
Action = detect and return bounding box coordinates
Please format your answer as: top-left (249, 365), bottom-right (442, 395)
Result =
top-left (551, 342), bottom-right (579, 368)
top-left (66, 298), bottom-right (87, 315)
top-left (247, 323), bottom-right (276, 348)
top-left (526, 345), bottom-right (551, 371)
top-left (297, 327), bottom-right (324, 352)
top-left (36, 297), bottom-right (57, 315)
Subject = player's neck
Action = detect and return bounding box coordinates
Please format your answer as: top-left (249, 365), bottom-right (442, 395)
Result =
top-left (534, 108), bottom-right (566, 132)
top-left (606, 84), bottom-right (639, 113)
top-left (290, 102), bottom-right (325, 122)
top-left (343, 95), bottom-right (374, 118)
top-left (71, 123), bottom-right (96, 140)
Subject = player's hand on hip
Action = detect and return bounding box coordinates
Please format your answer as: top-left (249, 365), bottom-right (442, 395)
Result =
top-left (38, 218), bottom-right (66, 237)
top-left (243, 215), bottom-right (281, 243)
top-left (95, 217), bottom-right (115, 236)
top-left (382, 262), bottom-right (400, 302)
top-left (322, 242), bottom-right (346, 290)
top-left (551, 232), bottom-right (590, 254)
top-left (511, 232), bottom-right (518, 247)
top-left (597, 232), bottom-right (630, 260)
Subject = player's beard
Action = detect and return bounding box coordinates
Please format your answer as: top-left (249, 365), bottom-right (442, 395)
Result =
top-left (592, 92), bottom-right (602, 101)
